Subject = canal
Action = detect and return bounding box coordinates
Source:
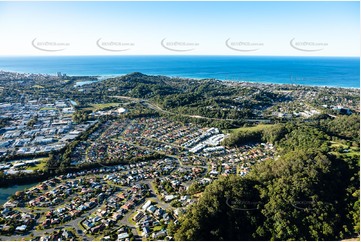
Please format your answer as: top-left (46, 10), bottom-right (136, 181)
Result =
top-left (0, 182), bottom-right (39, 205)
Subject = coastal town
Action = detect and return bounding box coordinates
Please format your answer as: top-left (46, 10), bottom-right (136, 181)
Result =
top-left (0, 0), bottom-right (359, 240)
top-left (0, 71), bottom-right (359, 241)
top-left (0, 112), bottom-right (276, 240)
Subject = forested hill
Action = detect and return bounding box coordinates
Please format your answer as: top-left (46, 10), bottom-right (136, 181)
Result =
top-left (94, 72), bottom-right (238, 99)
top-left (72, 72), bottom-right (293, 125)
top-left (60, 72), bottom-right (360, 129)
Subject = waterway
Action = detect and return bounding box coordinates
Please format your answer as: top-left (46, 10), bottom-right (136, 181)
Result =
top-left (0, 183), bottom-right (38, 205)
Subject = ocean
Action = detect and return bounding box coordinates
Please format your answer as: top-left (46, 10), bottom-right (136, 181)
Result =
top-left (0, 56), bottom-right (359, 88)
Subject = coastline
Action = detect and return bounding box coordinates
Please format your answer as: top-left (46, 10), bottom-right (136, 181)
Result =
top-left (1, 69), bottom-right (359, 90)
top-left (63, 75), bottom-right (361, 90)
top-left (0, 55), bottom-right (359, 88)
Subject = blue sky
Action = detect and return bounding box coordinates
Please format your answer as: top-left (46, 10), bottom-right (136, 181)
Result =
top-left (0, 1), bottom-right (359, 56)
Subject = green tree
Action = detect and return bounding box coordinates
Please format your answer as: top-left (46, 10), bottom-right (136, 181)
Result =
top-left (175, 176), bottom-right (263, 240)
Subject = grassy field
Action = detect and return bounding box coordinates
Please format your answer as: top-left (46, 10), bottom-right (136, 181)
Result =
top-left (329, 141), bottom-right (360, 157)
top-left (25, 158), bottom-right (48, 171)
top-left (81, 103), bottom-right (121, 112)
top-left (330, 141), bottom-right (360, 156)
top-left (227, 124), bottom-right (275, 134)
